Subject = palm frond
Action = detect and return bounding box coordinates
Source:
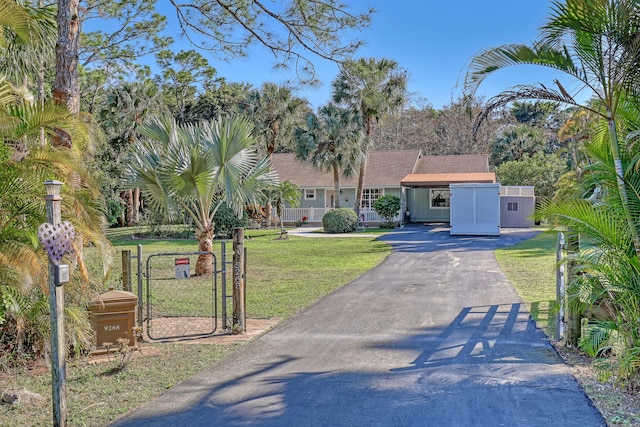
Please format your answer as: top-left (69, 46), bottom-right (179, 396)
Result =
top-left (579, 320), bottom-right (618, 357)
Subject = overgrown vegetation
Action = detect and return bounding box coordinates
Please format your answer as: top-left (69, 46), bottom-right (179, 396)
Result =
top-left (497, 232), bottom-right (640, 426)
top-left (465, 0), bottom-right (640, 389)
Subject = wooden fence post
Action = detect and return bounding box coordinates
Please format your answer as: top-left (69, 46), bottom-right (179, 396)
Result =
top-left (44, 180), bottom-right (66, 427)
top-left (555, 232), bottom-right (565, 341)
top-left (121, 250), bottom-right (132, 292)
top-left (232, 228), bottom-right (246, 334)
top-left (565, 230), bottom-right (581, 346)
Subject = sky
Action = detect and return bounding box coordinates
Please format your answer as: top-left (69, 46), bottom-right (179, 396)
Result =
top-left (156, 1), bottom-right (580, 110)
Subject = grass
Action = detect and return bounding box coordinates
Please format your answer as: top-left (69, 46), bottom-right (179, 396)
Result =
top-left (1, 227), bottom-right (391, 427)
top-left (7, 226), bottom-right (637, 426)
top-left (495, 230), bottom-right (559, 338)
top-left (0, 344), bottom-right (239, 427)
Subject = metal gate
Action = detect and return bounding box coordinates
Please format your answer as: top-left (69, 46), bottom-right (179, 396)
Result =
top-left (144, 251), bottom-right (218, 340)
top-left (124, 242), bottom-right (235, 341)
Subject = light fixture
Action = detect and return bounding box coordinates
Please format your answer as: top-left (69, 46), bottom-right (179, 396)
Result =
top-left (44, 180), bottom-right (63, 199)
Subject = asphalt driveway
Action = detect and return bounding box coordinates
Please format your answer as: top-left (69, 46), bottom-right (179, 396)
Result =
top-left (113, 224), bottom-right (605, 426)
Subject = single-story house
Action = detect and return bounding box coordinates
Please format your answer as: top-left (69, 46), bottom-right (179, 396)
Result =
top-left (270, 150), bottom-right (534, 230)
top-left (270, 150), bottom-right (420, 223)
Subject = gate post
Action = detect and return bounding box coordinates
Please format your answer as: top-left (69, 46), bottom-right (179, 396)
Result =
top-left (555, 232), bottom-right (565, 341)
top-left (232, 228), bottom-right (246, 334)
top-left (565, 230), bottom-right (581, 346)
top-left (44, 180), bottom-right (67, 427)
top-left (122, 250), bottom-right (132, 291)
top-left (136, 244), bottom-right (143, 329)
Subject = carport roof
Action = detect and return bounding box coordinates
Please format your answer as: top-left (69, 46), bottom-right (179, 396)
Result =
top-left (401, 172), bottom-right (496, 187)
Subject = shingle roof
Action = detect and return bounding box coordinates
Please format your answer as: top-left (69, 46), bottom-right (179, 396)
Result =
top-left (271, 150), bottom-right (421, 188)
top-left (271, 151), bottom-right (491, 188)
top-left (413, 154), bottom-right (489, 174)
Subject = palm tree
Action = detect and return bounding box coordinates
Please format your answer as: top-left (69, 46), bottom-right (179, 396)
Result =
top-left (241, 83), bottom-right (308, 226)
top-left (463, 0), bottom-right (640, 255)
top-left (100, 79), bottom-right (164, 226)
top-left (272, 180), bottom-right (301, 239)
top-left (0, 77), bottom-right (108, 360)
top-left (332, 57), bottom-right (407, 219)
top-left (536, 133), bottom-right (640, 380)
top-left (125, 115), bottom-right (278, 275)
top-left (295, 103), bottom-right (363, 208)
top-left (0, 0), bottom-right (56, 89)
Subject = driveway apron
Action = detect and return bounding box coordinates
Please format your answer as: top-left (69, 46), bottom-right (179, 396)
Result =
top-left (113, 225), bottom-right (605, 427)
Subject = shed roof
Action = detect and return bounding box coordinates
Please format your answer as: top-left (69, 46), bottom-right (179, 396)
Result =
top-left (401, 173), bottom-right (496, 187)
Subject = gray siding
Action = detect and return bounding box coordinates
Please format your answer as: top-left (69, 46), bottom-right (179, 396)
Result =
top-left (407, 188), bottom-right (450, 222)
top-left (500, 196), bottom-right (535, 228)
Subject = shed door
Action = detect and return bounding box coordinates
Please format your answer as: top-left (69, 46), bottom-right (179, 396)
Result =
top-left (450, 185), bottom-right (500, 235)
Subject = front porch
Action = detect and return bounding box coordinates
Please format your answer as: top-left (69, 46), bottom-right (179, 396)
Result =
top-left (272, 207), bottom-right (401, 226)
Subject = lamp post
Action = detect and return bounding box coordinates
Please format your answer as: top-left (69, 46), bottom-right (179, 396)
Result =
top-left (44, 180), bottom-right (67, 427)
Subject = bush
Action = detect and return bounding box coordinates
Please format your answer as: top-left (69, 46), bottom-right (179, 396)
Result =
top-left (373, 194), bottom-right (401, 224)
top-left (213, 204), bottom-right (248, 238)
top-left (322, 208), bottom-right (358, 233)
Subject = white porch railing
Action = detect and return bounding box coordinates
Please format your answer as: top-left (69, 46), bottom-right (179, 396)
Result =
top-left (273, 207), bottom-right (400, 224)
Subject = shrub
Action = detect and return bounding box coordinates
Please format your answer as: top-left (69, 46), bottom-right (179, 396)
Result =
top-left (213, 204), bottom-right (248, 238)
top-left (322, 208), bottom-right (358, 233)
top-left (373, 194), bottom-right (401, 225)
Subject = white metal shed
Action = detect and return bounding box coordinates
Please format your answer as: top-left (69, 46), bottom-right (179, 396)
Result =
top-left (449, 183), bottom-right (501, 236)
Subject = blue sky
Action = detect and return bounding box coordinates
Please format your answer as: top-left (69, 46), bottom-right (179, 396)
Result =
top-left (158, 1), bottom-right (577, 110)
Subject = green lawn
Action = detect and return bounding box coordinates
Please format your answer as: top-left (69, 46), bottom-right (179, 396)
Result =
top-left (495, 230), bottom-right (559, 338)
top-left (4, 227), bottom-right (627, 427)
top-left (1, 227), bottom-right (392, 427)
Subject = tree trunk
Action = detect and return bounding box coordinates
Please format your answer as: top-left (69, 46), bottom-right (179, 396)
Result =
top-left (354, 158), bottom-right (367, 221)
top-left (607, 116), bottom-right (640, 257)
top-left (133, 188), bottom-right (141, 224)
top-left (118, 191), bottom-right (126, 226)
top-left (195, 224), bottom-right (214, 276)
top-left (53, 0), bottom-right (80, 148)
top-left (265, 152), bottom-right (275, 226)
top-left (333, 164), bottom-right (340, 208)
top-left (124, 189), bottom-right (134, 227)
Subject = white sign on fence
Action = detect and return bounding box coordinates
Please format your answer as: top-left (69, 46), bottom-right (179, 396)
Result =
top-left (175, 257), bottom-right (190, 280)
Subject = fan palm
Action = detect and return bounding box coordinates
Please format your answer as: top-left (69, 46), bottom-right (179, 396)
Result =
top-left (332, 57), bottom-right (407, 219)
top-left (295, 103), bottom-right (363, 208)
top-left (125, 115), bottom-right (278, 275)
top-left (241, 83), bottom-right (308, 226)
top-left (100, 80), bottom-right (164, 226)
top-left (463, 0), bottom-right (640, 255)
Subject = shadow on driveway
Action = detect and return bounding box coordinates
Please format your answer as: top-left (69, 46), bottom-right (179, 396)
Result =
top-left (112, 225), bottom-right (605, 427)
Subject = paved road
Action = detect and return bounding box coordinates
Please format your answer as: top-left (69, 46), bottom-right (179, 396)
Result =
top-left (113, 225), bottom-right (605, 426)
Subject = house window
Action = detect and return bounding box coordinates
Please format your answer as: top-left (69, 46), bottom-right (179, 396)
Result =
top-left (304, 189), bottom-right (316, 200)
top-left (430, 188), bottom-right (450, 209)
top-left (361, 188), bottom-right (382, 209)
top-left (507, 202), bottom-right (518, 212)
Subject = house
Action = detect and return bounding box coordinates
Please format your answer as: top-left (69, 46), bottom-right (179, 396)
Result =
top-left (270, 150), bottom-right (420, 223)
top-left (271, 150), bottom-right (534, 230)
top-left (400, 154), bottom-right (495, 223)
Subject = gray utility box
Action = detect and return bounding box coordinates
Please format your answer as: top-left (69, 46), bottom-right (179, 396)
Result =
top-left (89, 288), bottom-right (138, 354)
top-left (449, 183), bottom-right (501, 236)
